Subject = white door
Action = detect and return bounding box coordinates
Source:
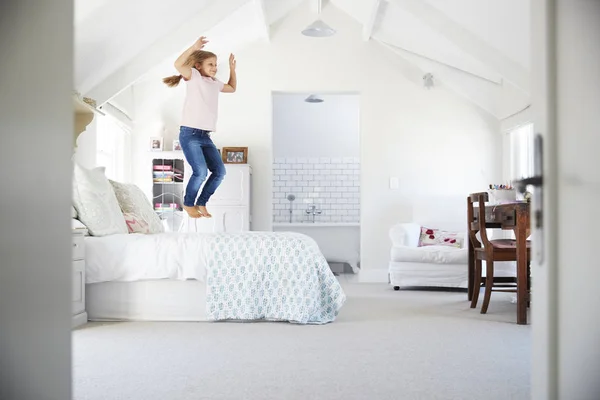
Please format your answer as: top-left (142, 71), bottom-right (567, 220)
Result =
top-left (222, 207), bottom-right (248, 232)
top-left (184, 162), bottom-right (250, 206)
top-left (208, 165), bottom-right (250, 205)
top-left (531, 1), bottom-right (600, 398)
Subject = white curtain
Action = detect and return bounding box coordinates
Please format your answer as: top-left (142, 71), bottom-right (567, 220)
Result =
top-left (96, 102), bottom-right (132, 182)
top-left (508, 122), bottom-right (535, 180)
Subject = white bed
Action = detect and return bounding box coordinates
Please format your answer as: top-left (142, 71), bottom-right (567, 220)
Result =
top-left (73, 165), bottom-right (345, 324)
top-left (84, 231), bottom-right (346, 324)
top-left (85, 232), bottom-right (211, 321)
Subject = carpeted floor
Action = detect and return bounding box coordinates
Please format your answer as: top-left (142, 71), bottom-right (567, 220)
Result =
top-left (73, 279), bottom-right (530, 400)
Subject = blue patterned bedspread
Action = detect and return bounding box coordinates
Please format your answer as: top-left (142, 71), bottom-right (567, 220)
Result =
top-left (204, 231), bottom-right (346, 324)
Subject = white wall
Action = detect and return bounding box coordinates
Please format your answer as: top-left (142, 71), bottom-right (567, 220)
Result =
top-left (273, 93), bottom-right (360, 157)
top-left (0, 0), bottom-right (72, 398)
top-left (128, 3), bottom-right (502, 279)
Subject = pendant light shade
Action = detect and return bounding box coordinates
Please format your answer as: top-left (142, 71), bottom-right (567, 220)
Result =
top-left (305, 94), bottom-right (324, 103)
top-left (301, 19), bottom-right (336, 37)
top-left (301, 0), bottom-right (335, 38)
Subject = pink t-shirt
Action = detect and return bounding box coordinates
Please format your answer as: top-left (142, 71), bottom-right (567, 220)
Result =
top-left (181, 68), bottom-right (224, 132)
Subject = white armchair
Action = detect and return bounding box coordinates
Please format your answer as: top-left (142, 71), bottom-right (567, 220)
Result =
top-left (388, 223), bottom-right (469, 290)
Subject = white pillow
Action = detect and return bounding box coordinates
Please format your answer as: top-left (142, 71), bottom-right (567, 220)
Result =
top-left (109, 180), bottom-right (164, 234)
top-left (72, 163), bottom-right (128, 236)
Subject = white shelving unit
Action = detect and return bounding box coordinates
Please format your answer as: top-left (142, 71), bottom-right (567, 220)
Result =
top-left (151, 152), bottom-right (185, 232)
top-left (150, 152), bottom-right (252, 233)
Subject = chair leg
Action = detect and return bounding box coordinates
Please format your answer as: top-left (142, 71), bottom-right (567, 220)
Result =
top-left (481, 260), bottom-right (494, 314)
top-left (470, 259), bottom-right (483, 308)
top-left (527, 261), bottom-right (531, 308)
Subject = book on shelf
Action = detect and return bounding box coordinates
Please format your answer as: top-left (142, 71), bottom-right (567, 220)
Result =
top-left (154, 203), bottom-right (180, 211)
top-left (153, 165), bottom-right (173, 171)
top-left (153, 171), bottom-right (174, 176)
top-left (153, 178), bottom-right (174, 183)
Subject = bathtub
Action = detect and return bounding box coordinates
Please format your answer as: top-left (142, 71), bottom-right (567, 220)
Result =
top-left (272, 222), bottom-right (360, 273)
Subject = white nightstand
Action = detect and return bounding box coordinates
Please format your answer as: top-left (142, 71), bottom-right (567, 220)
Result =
top-left (72, 229), bottom-right (87, 328)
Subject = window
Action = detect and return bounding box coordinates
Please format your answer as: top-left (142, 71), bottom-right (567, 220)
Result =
top-left (96, 114), bottom-right (130, 182)
top-left (508, 123), bottom-right (535, 180)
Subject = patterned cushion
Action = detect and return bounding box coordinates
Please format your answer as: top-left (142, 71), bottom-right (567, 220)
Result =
top-left (109, 180), bottom-right (164, 234)
top-left (123, 212), bottom-right (151, 234)
top-left (418, 227), bottom-right (464, 248)
top-left (72, 163), bottom-right (128, 236)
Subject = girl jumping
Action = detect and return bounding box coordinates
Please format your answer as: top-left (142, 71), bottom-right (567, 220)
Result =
top-left (163, 36), bottom-right (236, 218)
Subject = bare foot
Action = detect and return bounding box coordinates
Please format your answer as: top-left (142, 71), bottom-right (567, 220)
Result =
top-left (196, 205), bottom-right (212, 218)
top-left (183, 205), bottom-right (202, 218)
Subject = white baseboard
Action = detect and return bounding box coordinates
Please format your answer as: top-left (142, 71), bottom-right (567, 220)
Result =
top-left (72, 311), bottom-right (88, 329)
top-left (357, 269), bottom-right (389, 283)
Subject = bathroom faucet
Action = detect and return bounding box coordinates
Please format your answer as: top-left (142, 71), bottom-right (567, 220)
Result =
top-left (305, 204), bottom-right (322, 223)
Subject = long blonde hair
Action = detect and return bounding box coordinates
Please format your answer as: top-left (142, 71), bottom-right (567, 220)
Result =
top-left (163, 50), bottom-right (217, 87)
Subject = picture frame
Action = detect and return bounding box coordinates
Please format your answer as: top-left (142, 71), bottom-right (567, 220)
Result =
top-left (222, 147), bottom-right (248, 164)
top-left (172, 139), bottom-right (182, 151)
top-left (150, 137), bottom-right (163, 151)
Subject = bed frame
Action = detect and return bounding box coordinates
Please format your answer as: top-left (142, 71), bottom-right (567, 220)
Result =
top-left (86, 280), bottom-right (208, 322)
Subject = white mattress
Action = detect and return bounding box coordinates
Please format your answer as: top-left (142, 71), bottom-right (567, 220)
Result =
top-left (86, 280), bottom-right (207, 321)
top-left (84, 231), bottom-right (346, 324)
top-left (84, 233), bottom-right (210, 283)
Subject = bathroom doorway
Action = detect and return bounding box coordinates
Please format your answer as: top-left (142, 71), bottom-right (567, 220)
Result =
top-left (271, 92), bottom-right (361, 274)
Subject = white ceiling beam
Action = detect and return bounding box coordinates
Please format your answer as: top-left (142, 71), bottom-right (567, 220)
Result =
top-left (84, 0), bottom-right (249, 107)
top-left (254, 0), bottom-right (270, 42)
top-left (363, 0), bottom-right (382, 41)
top-left (379, 39), bottom-right (503, 85)
top-left (99, 102), bottom-right (134, 131)
top-left (373, 39), bottom-right (500, 119)
top-left (389, 0), bottom-right (530, 94)
top-left (309, 0), bottom-right (331, 14)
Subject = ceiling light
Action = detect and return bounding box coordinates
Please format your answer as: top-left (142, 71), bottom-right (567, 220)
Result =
top-left (305, 94), bottom-right (324, 103)
top-left (301, 0), bottom-right (335, 37)
top-left (423, 73), bottom-right (434, 89)
top-left (301, 20), bottom-right (336, 37)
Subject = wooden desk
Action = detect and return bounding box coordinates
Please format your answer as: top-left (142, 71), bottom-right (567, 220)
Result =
top-left (467, 201), bottom-right (530, 324)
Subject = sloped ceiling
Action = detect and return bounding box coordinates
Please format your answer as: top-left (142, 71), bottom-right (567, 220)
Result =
top-left (75, 0), bottom-right (530, 120)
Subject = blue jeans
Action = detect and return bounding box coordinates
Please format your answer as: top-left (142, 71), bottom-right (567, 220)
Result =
top-left (179, 126), bottom-right (226, 206)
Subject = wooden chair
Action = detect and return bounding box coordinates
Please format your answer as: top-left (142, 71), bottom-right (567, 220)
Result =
top-left (467, 192), bottom-right (531, 314)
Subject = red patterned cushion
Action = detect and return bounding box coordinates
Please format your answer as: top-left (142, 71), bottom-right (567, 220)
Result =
top-left (123, 212), bottom-right (151, 234)
top-left (418, 227), bottom-right (464, 248)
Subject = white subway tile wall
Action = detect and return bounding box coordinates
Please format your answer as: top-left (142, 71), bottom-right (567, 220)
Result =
top-left (273, 157), bottom-right (360, 223)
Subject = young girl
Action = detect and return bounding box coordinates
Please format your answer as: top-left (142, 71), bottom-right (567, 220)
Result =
top-left (163, 36), bottom-right (236, 219)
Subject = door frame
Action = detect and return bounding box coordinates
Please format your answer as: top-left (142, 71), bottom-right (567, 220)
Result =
top-left (531, 0), bottom-right (558, 398)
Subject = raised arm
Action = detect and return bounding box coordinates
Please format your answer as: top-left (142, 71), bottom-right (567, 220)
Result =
top-left (222, 53), bottom-right (237, 93)
top-left (174, 36), bottom-right (208, 80)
